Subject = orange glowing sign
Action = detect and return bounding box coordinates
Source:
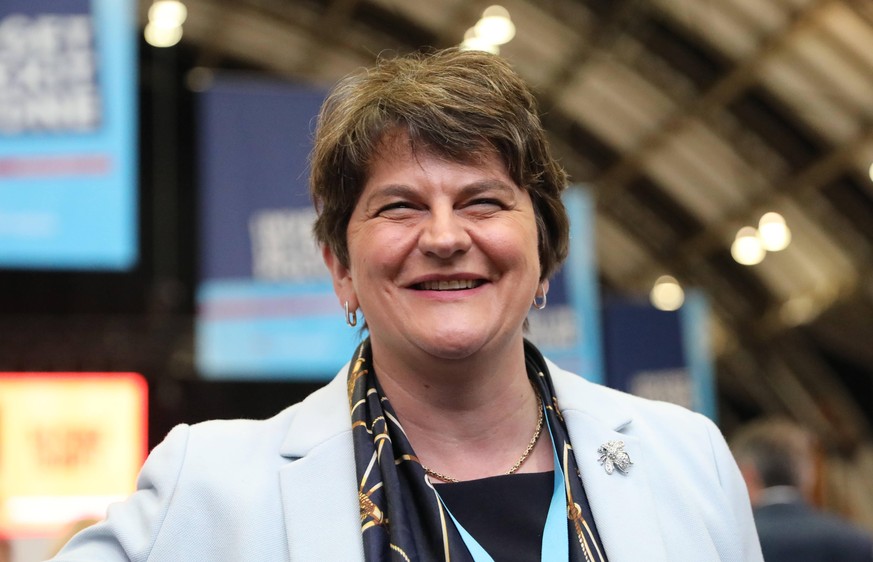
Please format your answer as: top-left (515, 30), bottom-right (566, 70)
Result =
top-left (0, 373), bottom-right (147, 536)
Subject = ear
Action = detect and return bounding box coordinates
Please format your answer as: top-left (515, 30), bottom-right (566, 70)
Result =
top-left (322, 245), bottom-right (358, 311)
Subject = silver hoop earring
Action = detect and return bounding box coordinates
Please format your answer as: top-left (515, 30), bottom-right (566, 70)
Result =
top-left (344, 301), bottom-right (358, 327)
top-left (533, 286), bottom-right (547, 310)
top-left (343, 301), bottom-right (358, 328)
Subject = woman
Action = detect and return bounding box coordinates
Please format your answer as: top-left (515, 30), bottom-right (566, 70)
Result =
top-left (52, 49), bottom-right (762, 561)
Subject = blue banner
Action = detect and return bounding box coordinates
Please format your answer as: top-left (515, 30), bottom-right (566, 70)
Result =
top-left (0, 0), bottom-right (137, 269)
top-left (680, 290), bottom-right (717, 418)
top-left (527, 186), bottom-right (604, 383)
top-left (195, 76), bottom-right (359, 380)
top-left (603, 292), bottom-right (716, 420)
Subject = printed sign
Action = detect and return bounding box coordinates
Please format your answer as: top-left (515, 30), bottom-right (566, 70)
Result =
top-left (0, 0), bottom-right (137, 269)
top-left (196, 76), bottom-right (359, 380)
top-left (0, 373), bottom-right (147, 535)
top-left (603, 290), bottom-right (716, 419)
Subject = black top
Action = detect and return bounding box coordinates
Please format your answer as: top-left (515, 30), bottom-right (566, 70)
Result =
top-left (436, 471), bottom-right (555, 561)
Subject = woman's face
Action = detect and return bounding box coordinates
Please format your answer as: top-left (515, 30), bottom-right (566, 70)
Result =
top-left (324, 134), bottom-right (542, 363)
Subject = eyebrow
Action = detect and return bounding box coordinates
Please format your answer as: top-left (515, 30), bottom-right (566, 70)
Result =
top-left (363, 180), bottom-right (517, 207)
top-left (459, 180), bottom-right (517, 198)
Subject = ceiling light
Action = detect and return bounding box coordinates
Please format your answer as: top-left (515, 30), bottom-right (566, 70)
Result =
top-left (868, 161), bottom-right (873, 183)
top-left (731, 226), bottom-right (765, 265)
top-left (650, 275), bottom-right (685, 311)
top-left (148, 1), bottom-right (187, 27)
top-left (757, 212), bottom-right (791, 252)
top-left (474, 5), bottom-right (516, 46)
top-left (144, 21), bottom-right (183, 48)
top-left (459, 28), bottom-right (500, 54)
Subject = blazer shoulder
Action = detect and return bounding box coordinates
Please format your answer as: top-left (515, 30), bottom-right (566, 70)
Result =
top-left (549, 360), bottom-right (712, 432)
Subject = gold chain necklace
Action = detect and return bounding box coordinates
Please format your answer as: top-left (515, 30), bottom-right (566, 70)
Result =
top-left (422, 388), bottom-right (544, 484)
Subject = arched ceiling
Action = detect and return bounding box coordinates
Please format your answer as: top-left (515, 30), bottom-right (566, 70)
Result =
top-left (149, 0), bottom-right (873, 444)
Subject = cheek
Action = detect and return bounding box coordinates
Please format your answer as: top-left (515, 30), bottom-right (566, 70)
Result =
top-left (484, 227), bottom-right (540, 273)
top-left (348, 227), bottom-right (412, 279)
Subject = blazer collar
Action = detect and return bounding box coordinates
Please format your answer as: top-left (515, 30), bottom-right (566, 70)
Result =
top-left (277, 367), bottom-right (365, 561)
top-left (550, 360), bottom-right (669, 562)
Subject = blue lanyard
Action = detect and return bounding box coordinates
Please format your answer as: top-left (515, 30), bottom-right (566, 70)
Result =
top-left (434, 405), bottom-right (570, 561)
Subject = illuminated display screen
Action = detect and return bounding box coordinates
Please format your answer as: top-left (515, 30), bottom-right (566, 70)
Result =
top-left (0, 372), bottom-right (147, 536)
top-left (0, 0), bottom-right (138, 270)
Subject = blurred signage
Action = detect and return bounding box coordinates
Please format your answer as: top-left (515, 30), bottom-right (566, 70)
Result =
top-left (526, 187), bottom-right (604, 383)
top-left (196, 76), bottom-right (360, 380)
top-left (602, 291), bottom-right (716, 419)
top-left (0, 0), bottom-right (137, 270)
top-left (0, 373), bottom-right (147, 535)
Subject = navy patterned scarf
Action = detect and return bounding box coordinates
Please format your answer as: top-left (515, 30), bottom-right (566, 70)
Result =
top-left (349, 339), bottom-right (607, 561)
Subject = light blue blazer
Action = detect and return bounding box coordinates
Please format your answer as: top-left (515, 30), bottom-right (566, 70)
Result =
top-left (53, 360), bottom-right (763, 561)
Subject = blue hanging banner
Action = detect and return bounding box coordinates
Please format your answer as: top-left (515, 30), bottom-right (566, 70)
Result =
top-left (603, 291), bottom-right (717, 420)
top-left (527, 186), bottom-right (604, 383)
top-left (0, 0), bottom-right (138, 270)
top-left (195, 75), bottom-right (360, 380)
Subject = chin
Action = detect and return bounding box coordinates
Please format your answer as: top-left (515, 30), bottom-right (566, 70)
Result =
top-left (413, 329), bottom-right (509, 362)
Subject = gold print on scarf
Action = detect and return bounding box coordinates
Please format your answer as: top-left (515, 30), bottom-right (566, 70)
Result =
top-left (563, 444), bottom-right (606, 562)
top-left (360, 491), bottom-right (386, 529)
top-left (433, 486), bottom-right (453, 562)
top-left (347, 353), bottom-right (368, 405)
top-left (390, 543), bottom-right (413, 562)
top-left (352, 350), bottom-right (390, 535)
top-left (538, 370), bottom-right (566, 424)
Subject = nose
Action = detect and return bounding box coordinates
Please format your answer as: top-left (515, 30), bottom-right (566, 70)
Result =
top-left (418, 207), bottom-right (472, 259)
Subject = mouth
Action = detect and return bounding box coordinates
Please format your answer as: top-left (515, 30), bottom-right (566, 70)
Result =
top-left (413, 279), bottom-right (485, 291)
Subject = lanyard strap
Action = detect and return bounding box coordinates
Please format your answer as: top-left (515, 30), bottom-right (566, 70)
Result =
top-left (435, 404), bottom-right (570, 562)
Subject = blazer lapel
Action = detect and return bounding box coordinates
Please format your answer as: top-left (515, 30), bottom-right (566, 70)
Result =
top-left (552, 365), bottom-right (669, 562)
top-left (277, 371), bottom-right (365, 561)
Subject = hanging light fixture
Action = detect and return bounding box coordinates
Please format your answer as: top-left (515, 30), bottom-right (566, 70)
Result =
top-left (757, 212), bottom-right (791, 252)
top-left (459, 5), bottom-right (515, 54)
top-left (650, 275), bottom-right (685, 311)
top-left (731, 226), bottom-right (765, 265)
top-left (460, 27), bottom-right (500, 54)
top-left (144, 0), bottom-right (187, 48)
top-left (474, 6), bottom-right (516, 45)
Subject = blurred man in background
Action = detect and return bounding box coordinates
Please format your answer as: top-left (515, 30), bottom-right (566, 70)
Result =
top-left (731, 417), bottom-right (873, 562)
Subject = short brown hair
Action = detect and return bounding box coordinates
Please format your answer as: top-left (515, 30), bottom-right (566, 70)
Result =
top-left (310, 48), bottom-right (569, 281)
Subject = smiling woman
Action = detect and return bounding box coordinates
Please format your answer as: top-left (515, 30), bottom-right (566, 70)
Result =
top-left (50, 49), bottom-right (764, 562)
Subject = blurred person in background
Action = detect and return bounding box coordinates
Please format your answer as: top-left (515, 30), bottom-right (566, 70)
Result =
top-left (731, 417), bottom-right (873, 562)
top-left (50, 48), bottom-right (761, 561)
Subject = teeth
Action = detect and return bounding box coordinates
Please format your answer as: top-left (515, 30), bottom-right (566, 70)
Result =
top-left (420, 280), bottom-right (479, 291)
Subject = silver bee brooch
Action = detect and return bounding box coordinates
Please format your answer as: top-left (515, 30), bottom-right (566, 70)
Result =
top-left (597, 440), bottom-right (633, 475)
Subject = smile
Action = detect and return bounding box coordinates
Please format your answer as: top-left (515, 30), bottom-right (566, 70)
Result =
top-left (415, 279), bottom-right (484, 291)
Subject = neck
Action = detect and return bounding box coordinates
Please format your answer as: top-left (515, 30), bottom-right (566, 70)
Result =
top-left (370, 336), bottom-right (553, 481)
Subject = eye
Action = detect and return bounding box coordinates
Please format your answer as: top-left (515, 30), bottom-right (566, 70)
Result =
top-left (462, 198), bottom-right (505, 215)
top-left (376, 201), bottom-right (418, 218)
top-left (470, 198), bottom-right (504, 208)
